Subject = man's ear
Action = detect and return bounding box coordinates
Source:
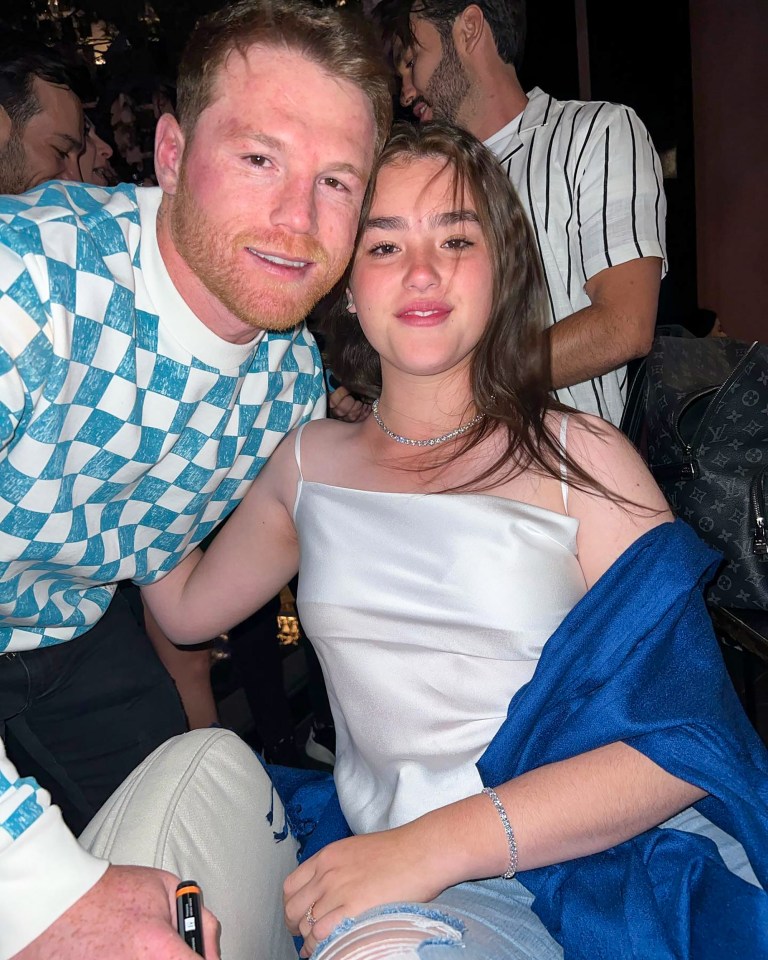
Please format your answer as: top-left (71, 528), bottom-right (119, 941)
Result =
top-left (454, 4), bottom-right (485, 57)
top-left (0, 106), bottom-right (12, 151)
top-left (154, 113), bottom-right (186, 194)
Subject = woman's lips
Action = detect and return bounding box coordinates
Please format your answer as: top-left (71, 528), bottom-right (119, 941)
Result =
top-left (396, 302), bottom-right (452, 326)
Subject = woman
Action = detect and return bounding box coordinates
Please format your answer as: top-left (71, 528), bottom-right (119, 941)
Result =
top-left (143, 123), bottom-right (767, 959)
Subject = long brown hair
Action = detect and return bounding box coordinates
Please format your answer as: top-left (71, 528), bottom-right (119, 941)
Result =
top-left (323, 121), bottom-right (618, 499)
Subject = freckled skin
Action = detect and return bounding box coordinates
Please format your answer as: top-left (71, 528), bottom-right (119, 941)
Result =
top-left (19, 865), bottom-right (220, 960)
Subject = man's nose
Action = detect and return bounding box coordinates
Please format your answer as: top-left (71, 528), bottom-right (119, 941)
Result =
top-left (270, 178), bottom-right (318, 235)
top-left (400, 72), bottom-right (419, 109)
top-left (96, 134), bottom-right (113, 161)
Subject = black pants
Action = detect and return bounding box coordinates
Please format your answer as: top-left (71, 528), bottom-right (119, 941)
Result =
top-left (0, 591), bottom-right (187, 835)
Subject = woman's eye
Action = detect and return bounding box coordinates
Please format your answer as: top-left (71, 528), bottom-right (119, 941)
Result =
top-left (443, 237), bottom-right (473, 250)
top-left (369, 242), bottom-right (398, 257)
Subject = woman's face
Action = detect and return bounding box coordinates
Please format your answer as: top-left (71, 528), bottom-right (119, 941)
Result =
top-left (78, 119), bottom-right (115, 186)
top-left (349, 155), bottom-right (493, 381)
top-left (394, 42), bottom-right (434, 123)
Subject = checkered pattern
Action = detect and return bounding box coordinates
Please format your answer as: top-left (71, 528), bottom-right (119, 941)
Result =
top-left (0, 181), bottom-right (324, 651)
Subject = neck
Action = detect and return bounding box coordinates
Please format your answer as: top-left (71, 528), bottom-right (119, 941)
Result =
top-left (156, 197), bottom-right (262, 346)
top-left (373, 368), bottom-right (477, 443)
top-left (457, 62), bottom-right (528, 143)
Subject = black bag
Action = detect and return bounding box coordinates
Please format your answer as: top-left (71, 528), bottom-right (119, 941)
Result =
top-left (646, 335), bottom-right (768, 611)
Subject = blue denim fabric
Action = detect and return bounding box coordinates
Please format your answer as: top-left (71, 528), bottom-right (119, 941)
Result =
top-left (311, 809), bottom-right (760, 959)
top-left (312, 878), bottom-right (561, 959)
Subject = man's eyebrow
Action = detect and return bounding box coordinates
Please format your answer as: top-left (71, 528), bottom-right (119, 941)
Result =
top-left (364, 210), bottom-right (479, 231)
top-left (236, 130), bottom-right (285, 151)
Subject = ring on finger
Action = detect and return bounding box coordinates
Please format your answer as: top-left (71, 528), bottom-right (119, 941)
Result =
top-left (305, 902), bottom-right (317, 928)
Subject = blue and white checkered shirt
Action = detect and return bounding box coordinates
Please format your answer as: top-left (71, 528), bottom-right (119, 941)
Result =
top-left (0, 181), bottom-right (325, 652)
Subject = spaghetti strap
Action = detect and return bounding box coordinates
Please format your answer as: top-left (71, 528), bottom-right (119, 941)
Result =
top-left (559, 415), bottom-right (570, 514)
top-left (291, 422), bottom-right (309, 521)
top-left (293, 421), bottom-right (309, 481)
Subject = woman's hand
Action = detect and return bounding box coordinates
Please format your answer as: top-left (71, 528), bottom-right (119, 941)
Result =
top-left (283, 826), bottom-right (448, 957)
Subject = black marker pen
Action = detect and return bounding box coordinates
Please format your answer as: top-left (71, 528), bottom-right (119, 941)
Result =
top-left (176, 881), bottom-right (206, 957)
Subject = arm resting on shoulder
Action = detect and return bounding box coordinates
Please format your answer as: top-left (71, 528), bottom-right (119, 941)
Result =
top-left (549, 257), bottom-right (662, 390)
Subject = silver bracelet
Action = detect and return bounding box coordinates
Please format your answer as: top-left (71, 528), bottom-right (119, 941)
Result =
top-left (482, 786), bottom-right (518, 879)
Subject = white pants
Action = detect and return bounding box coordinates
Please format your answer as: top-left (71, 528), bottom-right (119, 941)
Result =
top-left (79, 728), bottom-right (299, 960)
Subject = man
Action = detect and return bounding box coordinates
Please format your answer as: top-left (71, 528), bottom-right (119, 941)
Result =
top-left (394, 38), bottom-right (434, 122)
top-left (0, 36), bottom-right (84, 193)
top-left (0, 2), bottom-right (391, 958)
top-left (403, 0), bottom-right (666, 426)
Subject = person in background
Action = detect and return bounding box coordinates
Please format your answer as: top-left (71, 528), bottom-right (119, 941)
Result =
top-left (0, 34), bottom-right (83, 193)
top-left (78, 115), bottom-right (116, 186)
top-left (374, 0), bottom-right (434, 123)
top-left (399, 0), bottom-right (666, 427)
top-left (0, 2), bottom-right (392, 958)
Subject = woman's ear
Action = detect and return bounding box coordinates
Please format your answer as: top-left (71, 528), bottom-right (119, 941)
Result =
top-left (346, 290), bottom-right (357, 314)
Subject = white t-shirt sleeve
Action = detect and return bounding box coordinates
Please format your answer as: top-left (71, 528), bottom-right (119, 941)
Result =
top-left (0, 742), bottom-right (108, 959)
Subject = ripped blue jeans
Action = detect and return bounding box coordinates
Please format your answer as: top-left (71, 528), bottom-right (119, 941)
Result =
top-left (313, 876), bottom-right (558, 960)
top-left (311, 808), bottom-right (761, 959)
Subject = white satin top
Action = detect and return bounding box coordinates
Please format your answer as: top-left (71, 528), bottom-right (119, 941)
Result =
top-left (293, 423), bottom-right (587, 835)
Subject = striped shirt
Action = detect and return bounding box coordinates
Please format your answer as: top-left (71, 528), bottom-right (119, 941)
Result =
top-left (485, 87), bottom-right (667, 426)
top-left (0, 182), bottom-right (325, 652)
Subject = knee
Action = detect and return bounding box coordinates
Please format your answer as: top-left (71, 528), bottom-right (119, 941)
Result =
top-left (313, 907), bottom-right (464, 959)
top-left (162, 728), bottom-right (272, 807)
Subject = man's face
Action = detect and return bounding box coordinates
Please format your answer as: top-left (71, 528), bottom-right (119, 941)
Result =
top-left (165, 44), bottom-right (376, 339)
top-left (0, 77), bottom-right (83, 194)
top-left (409, 16), bottom-right (470, 123)
top-left (76, 118), bottom-right (115, 187)
top-left (393, 41), bottom-right (433, 123)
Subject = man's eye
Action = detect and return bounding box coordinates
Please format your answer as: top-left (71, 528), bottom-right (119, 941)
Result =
top-left (322, 177), bottom-right (349, 193)
top-left (246, 155), bottom-right (270, 167)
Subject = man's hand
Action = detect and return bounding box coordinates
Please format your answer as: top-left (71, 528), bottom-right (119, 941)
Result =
top-left (283, 827), bottom-right (447, 958)
top-left (328, 385), bottom-right (371, 423)
top-left (13, 864), bottom-right (220, 960)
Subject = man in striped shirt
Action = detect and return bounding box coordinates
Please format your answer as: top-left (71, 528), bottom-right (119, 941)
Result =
top-left (405, 0), bottom-right (666, 426)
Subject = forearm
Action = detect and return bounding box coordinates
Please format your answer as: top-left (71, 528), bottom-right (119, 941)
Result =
top-left (548, 257), bottom-right (661, 390)
top-left (548, 303), bottom-right (652, 390)
top-left (403, 742), bottom-right (706, 888)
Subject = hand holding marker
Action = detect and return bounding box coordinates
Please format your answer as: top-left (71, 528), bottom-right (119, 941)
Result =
top-left (176, 881), bottom-right (206, 956)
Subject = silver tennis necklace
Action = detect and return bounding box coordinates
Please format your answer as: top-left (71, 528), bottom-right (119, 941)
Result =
top-left (371, 398), bottom-right (484, 447)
